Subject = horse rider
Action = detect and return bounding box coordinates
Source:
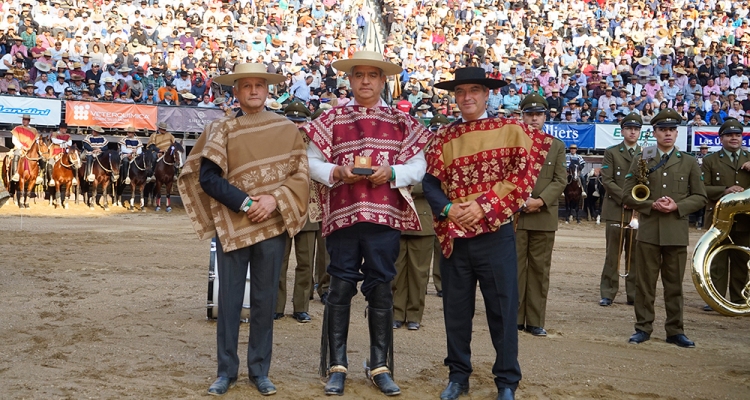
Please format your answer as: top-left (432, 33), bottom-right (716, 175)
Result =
top-left (82, 125), bottom-right (108, 182)
top-left (274, 100), bottom-right (317, 323)
top-left (119, 127), bottom-right (143, 185)
top-left (516, 93), bottom-right (567, 337)
top-left (566, 144), bottom-right (587, 197)
top-left (49, 122), bottom-right (76, 187)
top-left (10, 114), bottom-right (39, 182)
top-left (598, 112), bottom-right (643, 307)
top-left (147, 121), bottom-right (176, 172)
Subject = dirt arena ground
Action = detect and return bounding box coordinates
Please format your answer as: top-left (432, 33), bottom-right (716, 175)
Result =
top-left (1, 202), bottom-right (748, 400)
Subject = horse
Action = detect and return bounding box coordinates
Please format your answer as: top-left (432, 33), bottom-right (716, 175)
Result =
top-left (2, 138), bottom-right (45, 208)
top-left (116, 149), bottom-right (154, 211)
top-left (584, 168), bottom-right (605, 224)
top-left (50, 145), bottom-right (82, 209)
top-left (77, 150), bottom-right (121, 211)
top-left (563, 163), bottom-right (583, 224)
top-left (149, 142), bottom-right (184, 212)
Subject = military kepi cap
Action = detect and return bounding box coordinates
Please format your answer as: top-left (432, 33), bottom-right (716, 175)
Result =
top-left (650, 108), bottom-right (682, 128)
top-left (620, 112), bottom-right (643, 128)
top-left (520, 93), bottom-right (548, 113)
top-left (428, 114), bottom-right (450, 131)
top-left (284, 100), bottom-right (311, 122)
top-left (719, 118), bottom-right (743, 135)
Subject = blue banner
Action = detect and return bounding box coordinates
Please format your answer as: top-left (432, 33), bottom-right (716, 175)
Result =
top-left (543, 123), bottom-right (596, 148)
top-left (692, 126), bottom-right (750, 151)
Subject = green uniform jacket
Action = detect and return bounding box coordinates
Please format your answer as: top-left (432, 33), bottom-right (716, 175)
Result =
top-left (600, 142), bottom-right (641, 222)
top-left (623, 150), bottom-right (707, 246)
top-left (700, 149), bottom-right (750, 231)
top-left (516, 137), bottom-right (567, 232)
top-left (402, 183), bottom-right (435, 236)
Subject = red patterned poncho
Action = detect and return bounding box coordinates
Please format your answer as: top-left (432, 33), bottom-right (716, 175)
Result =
top-left (305, 105), bottom-right (432, 236)
top-left (425, 117), bottom-right (552, 257)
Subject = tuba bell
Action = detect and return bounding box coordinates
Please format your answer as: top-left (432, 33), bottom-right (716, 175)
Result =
top-left (691, 190), bottom-right (750, 316)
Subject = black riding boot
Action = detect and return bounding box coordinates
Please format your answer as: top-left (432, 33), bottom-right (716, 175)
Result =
top-left (11, 155), bottom-right (19, 181)
top-left (366, 282), bottom-right (400, 396)
top-left (321, 277), bottom-right (357, 396)
top-left (85, 155), bottom-right (94, 182)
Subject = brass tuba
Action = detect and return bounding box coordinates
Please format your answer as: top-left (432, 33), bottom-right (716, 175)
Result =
top-left (691, 190), bottom-right (750, 316)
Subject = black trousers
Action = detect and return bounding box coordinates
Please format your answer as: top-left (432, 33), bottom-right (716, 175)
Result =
top-left (441, 224), bottom-right (521, 390)
top-left (326, 223), bottom-right (400, 297)
top-left (215, 234), bottom-right (287, 379)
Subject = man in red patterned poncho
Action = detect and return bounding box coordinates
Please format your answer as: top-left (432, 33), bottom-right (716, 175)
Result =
top-left (423, 67), bottom-right (552, 400)
top-left (305, 51), bottom-right (432, 397)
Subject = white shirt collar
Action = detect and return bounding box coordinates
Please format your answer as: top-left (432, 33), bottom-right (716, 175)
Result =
top-left (349, 97), bottom-right (387, 108)
top-left (459, 111), bottom-right (489, 121)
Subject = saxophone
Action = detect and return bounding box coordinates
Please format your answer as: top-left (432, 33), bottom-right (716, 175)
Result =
top-left (631, 130), bottom-right (653, 202)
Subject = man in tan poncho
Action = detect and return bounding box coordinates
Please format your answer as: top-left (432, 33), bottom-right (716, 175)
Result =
top-left (177, 63), bottom-right (309, 397)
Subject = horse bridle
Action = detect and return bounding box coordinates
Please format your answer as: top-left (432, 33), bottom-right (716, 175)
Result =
top-left (95, 151), bottom-right (116, 174)
top-left (59, 147), bottom-right (82, 169)
top-left (158, 145), bottom-right (181, 166)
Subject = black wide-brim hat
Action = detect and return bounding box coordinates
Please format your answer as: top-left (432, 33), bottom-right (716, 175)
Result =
top-left (434, 67), bottom-right (506, 91)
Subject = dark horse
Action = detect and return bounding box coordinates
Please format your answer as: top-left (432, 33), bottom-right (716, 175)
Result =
top-left (148, 142), bottom-right (184, 212)
top-left (50, 145), bottom-right (82, 209)
top-left (116, 149), bottom-right (154, 211)
top-left (564, 163), bottom-right (583, 224)
top-left (584, 168), bottom-right (605, 223)
top-left (78, 150), bottom-right (121, 211)
top-left (2, 138), bottom-right (46, 208)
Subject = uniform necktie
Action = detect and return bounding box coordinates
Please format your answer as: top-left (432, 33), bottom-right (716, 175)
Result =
top-left (733, 151), bottom-right (739, 167)
top-left (662, 153), bottom-right (668, 160)
top-left (628, 148), bottom-right (635, 157)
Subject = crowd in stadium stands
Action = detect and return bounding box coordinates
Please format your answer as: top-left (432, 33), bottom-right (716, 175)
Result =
top-left (2, 0), bottom-right (750, 125)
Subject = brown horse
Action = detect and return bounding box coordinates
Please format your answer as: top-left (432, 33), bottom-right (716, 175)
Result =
top-left (149, 142), bottom-right (184, 212)
top-left (564, 164), bottom-right (583, 224)
top-left (2, 138), bottom-right (45, 208)
top-left (77, 150), bottom-right (121, 211)
top-left (116, 149), bottom-right (154, 212)
top-left (51, 145), bottom-right (82, 209)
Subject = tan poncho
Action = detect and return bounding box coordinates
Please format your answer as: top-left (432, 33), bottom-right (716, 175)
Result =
top-left (178, 111), bottom-right (310, 252)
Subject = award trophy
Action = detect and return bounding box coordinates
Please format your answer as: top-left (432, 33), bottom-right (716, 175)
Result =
top-left (352, 155), bottom-right (374, 175)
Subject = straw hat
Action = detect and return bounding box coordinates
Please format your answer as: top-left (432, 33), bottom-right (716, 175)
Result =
top-left (682, 38), bottom-right (694, 46)
top-left (331, 51), bottom-right (402, 76)
top-left (630, 32), bottom-right (645, 43)
top-left (656, 28), bottom-right (669, 38)
top-left (182, 92), bottom-right (196, 100)
top-left (637, 56), bottom-right (652, 66)
top-left (268, 101), bottom-right (282, 110)
top-left (212, 63), bottom-right (286, 85)
top-left (34, 61), bottom-right (51, 72)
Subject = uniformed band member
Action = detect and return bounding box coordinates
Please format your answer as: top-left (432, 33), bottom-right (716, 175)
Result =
top-left (566, 143), bottom-right (587, 196)
top-left (177, 63), bottom-right (310, 396)
top-left (392, 180), bottom-right (434, 331)
top-left (119, 127), bottom-right (143, 185)
top-left (623, 108), bottom-right (707, 348)
top-left (82, 125), bottom-right (108, 182)
top-left (598, 113), bottom-right (642, 306)
top-left (700, 118), bottom-right (750, 306)
top-left (424, 67), bottom-right (551, 400)
top-left (428, 114), bottom-right (450, 298)
top-left (10, 114), bottom-right (39, 182)
top-left (49, 122), bottom-right (75, 186)
top-left (275, 101), bottom-right (317, 323)
top-left (305, 51), bottom-right (431, 396)
top-left (516, 93), bottom-right (567, 337)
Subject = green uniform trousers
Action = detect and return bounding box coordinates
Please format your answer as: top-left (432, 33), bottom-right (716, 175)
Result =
top-left (432, 237), bottom-right (442, 293)
top-left (516, 229), bottom-right (555, 327)
top-left (710, 232), bottom-right (750, 303)
top-left (314, 228), bottom-right (330, 298)
top-left (634, 242), bottom-right (686, 336)
top-left (392, 235), bottom-right (434, 323)
top-left (600, 220), bottom-right (638, 303)
top-left (276, 231), bottom-right (315, 314)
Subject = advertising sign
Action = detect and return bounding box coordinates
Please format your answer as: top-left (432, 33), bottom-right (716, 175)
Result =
top-left (543, 123), bottom-right (596, 148)
top-left (65, 101), bottom-right (157, 130)
top-left (595, 124), bottom-right (689, 150)
top-left (0, 96), bottom-right (61, 126)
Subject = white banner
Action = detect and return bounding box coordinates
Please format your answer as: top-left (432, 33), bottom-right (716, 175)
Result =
top-left (0, 96), bottom-right (62, 126)
top-left (595, 124), bottom-right (689, 151)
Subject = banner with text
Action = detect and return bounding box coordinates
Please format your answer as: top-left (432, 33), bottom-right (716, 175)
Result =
top-left (157, 107), bottom-right (225, 133)
top-left (65, 101), bottom-right (157, 130)
top-left (0, 97), bottom-right (61, 126)
top-left (595, 124), bottom-right (689, 151)
top-left (692, 126), bottom-right (750, 151)
top-left (543, 123), bottom-right (596, 148)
